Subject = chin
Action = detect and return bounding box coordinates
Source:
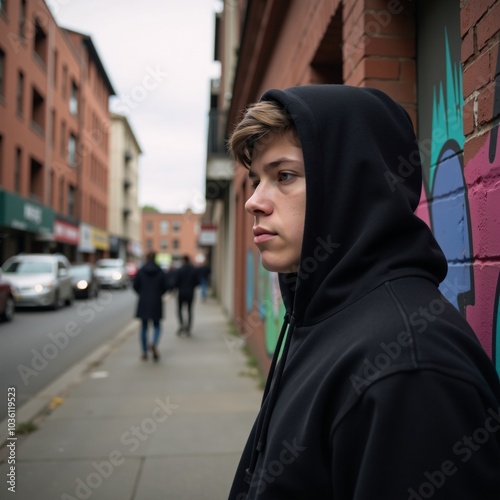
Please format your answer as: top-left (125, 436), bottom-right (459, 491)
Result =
top-left (260, 256), bottom-right (298, 274)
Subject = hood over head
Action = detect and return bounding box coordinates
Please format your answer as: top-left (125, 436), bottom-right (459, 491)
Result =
top-left (142, 260), bottom-right (162, 275)
top-left (242, 85), bottom-right (448, 485)
top-left (260, 85), bottom-right (447, 325)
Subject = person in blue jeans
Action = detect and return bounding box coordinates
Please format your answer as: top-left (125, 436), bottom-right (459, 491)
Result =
top-left (133, 251), bottom-right (170, 361)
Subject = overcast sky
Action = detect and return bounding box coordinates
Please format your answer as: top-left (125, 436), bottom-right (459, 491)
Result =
top-left (50, 0), bottom-right (220, 214)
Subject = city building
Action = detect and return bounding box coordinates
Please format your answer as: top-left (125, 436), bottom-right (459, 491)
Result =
top-left (208, 0), bottom-right (500, 374)
top-left (109, 112), bottom-right (142, 262)
top-left (141, 209), bottom-right (203, 269)
top-left (0, 0), bottom-right (114, 263)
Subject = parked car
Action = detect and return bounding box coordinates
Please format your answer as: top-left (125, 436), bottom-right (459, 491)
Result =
top-left (0, 277), bottom-right (15, 322)
top-left (94, 258), bottom-right (128, 289)
top-left (69, 263), bottom-right (100, 299)
top-left (1, 253), bottom-right (74, 309)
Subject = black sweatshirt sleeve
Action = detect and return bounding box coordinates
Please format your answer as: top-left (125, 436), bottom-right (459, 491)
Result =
top-left (331, 370), bottom-right (500, 500)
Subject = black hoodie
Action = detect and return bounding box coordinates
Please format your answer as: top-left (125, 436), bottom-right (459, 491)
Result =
top-left (229, 85), bottom-right (500, 499)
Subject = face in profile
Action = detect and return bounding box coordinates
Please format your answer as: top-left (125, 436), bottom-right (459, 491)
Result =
top-left (245, 131), bottom-right (306, 273)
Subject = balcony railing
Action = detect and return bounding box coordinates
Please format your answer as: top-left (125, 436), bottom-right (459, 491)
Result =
top-left (207, 110), bottom-right (228, 156)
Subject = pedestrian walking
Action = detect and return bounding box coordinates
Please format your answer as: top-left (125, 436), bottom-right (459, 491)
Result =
top-left (227, 84), bottom-right (500, 499)
top-left (133, 250), bottom-right (170, 361)
top-left (197, 259), bottom-right (211, 302)
top-left (174, 254), bottom-right (199, 336)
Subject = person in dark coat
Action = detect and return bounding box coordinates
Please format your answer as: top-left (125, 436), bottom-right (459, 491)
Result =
top-left (133, 251), bottom-right (170, 361)
top-left (174, 254), bottom-right (199, 336)
top-left (197, 259), bottom-right (211, 302)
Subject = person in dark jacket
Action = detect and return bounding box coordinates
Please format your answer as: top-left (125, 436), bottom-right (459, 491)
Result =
top-left (174, 254), bottom-right (199, 336)
top-left (197, 259), bottom-right (211, 302)
top-left (133, 251), bottom-right (170, 361)
top-left (227, 85), bottom-right (500, 499)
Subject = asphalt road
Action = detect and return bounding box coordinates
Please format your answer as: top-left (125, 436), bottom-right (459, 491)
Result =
top-left (0, 287), bottom-right (137, 422)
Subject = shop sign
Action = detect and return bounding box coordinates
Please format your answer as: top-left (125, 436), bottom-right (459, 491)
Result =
top-left (78, 223), bottom-right (95, 253)
top-left (54, 219), bottom-right (80, 245)
top-left (0, 189), bottom-right (54, 233)
top-left (91, 227), bottom-right (109, 250)
top-left (199, 224), bottom-right (217, 246)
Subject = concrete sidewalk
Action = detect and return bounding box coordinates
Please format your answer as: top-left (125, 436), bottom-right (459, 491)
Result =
top-left (0, 294), bottom-right (262, 500)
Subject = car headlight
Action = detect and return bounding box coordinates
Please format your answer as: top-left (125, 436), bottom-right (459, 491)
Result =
top-left (112, 272), bottom-right (122, 280)
top-left (77, 280), bottom-right (89, 290)
top-left (34, 282), bottom-right (55, 292)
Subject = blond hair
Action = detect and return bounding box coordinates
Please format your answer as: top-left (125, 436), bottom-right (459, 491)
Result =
top-left (228, 100), bottom-right (299, 169)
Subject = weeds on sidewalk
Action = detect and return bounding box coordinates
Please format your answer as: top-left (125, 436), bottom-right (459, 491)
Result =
top-left (227, 321), bottom-right (265, 390)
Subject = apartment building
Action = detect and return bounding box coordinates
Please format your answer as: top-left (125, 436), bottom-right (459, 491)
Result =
top-left (0, 0), bottom-right (114, 263)
top-left (109, 113), bottom-right (142, 262)
top-left (141, 209), bottom-right (203, 268)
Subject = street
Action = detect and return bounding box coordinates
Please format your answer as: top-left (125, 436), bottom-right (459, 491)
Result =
top-left (0, 288), bottom-right (137, 422)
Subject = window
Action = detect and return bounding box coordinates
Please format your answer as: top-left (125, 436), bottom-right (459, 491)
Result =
top-left (62, 65), bottom-right (67, 98)
top-left (69, 80), bottom-right (78, 115)
top-left (29, 158), bottom-right (43, 201)
top-left (146, 220), bottom-right (153, 232)
top-left (31, 86), bottom-right (45, 134)
top-left (16, 71), bottom-right (24, 116)
top-left (160, 239), bottom-right (168, 251)
top-left (0, 49), bottom-right (5, 98)
top-left (52, 49), bottom-right (58, 86)
top-left (68, 184), bottom-right (75, 216)
top-left (33, 19), bottom-right (48, 66)
top-left (146, 239), bottom-right (152, 250)
top-left (50, 108), bottom-right (56, 146)
top-left (59, 177), bottom-right (64, 212)
top-left (160, 220), bottom-right (169, 234)
top-left (0, 0), bottom-right (6, 16)
top-left (14, 148), bottom-right (21, 192)
top-left (60, 121), bottom-right (66, 156)
top-left (19, 0), bottom-right (26, 38)
top-left (68, 133), bottom-right (76, 166)
top-left (173, 239), bottom-right (179, 250)
top-left (173, 221), bottom-right (181, 232)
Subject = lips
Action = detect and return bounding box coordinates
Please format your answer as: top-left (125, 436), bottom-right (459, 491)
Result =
top-left (253, 227), bottom-right (277, 244)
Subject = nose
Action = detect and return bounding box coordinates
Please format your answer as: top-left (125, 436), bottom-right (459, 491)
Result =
top-left (245, 184), bottom-right (273, 216)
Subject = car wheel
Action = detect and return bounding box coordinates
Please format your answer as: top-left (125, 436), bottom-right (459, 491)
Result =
top-left (66, 289), bottom-right (74, 306)
top-left (2, 296), bottom-right (15, 322)
top-left (52, 292), bottom-right (62, 310)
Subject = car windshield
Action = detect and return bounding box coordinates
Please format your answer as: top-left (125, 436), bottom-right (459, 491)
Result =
top-left (70, 266), bottom-right (91, 279)
top-left (3, 261), bottom-right (54, 274)
top-left (97, 262), bottom-right (121, 269)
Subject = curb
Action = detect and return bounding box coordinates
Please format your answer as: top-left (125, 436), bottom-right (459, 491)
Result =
top-left (0, 319), bottom-right (139, 448)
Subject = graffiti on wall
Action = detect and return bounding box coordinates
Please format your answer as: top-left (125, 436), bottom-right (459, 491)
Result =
top-left (418, 30), bottom-right (500, 370)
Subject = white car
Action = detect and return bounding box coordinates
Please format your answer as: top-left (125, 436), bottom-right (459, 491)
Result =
top-left (94, 259), bottom-right (128, 289)
top-left (1, 253), bottom-right (74, 309)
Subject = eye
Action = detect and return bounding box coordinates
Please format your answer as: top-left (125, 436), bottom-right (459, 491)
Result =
top-left (278, 172), bottom-right (295, 182)
top-left (250, 179), bottom-right (260, 190)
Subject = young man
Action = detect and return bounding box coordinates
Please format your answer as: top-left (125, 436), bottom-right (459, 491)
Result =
top-left (228, 85), bottom-right (500, 499)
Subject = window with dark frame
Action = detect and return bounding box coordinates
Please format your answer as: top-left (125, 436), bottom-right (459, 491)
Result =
top-left (16, 70), bottom-right (24, 116)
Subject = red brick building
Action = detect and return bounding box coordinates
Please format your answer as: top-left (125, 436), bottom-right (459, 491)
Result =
top-left (208, 0), bottom-right (500, 374)
top-left (0, 0), bottom-right (114, 263)
top-left (141, 209), bottom-right (204, 268)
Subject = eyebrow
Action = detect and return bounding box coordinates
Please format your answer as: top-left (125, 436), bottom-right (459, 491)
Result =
top-left (248, 157), bottom-right (303, 179)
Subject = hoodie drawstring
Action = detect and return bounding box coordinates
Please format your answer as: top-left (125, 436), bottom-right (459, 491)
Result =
top-left (245, 313), bottom-right (296, 484)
